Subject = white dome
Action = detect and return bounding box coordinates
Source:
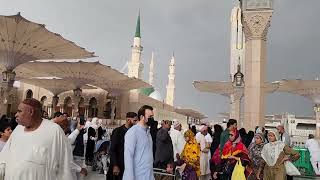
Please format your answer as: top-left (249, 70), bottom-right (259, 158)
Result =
top-left (149, 90), bottom-right (162, 101)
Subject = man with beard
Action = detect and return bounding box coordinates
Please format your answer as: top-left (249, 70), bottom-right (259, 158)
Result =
top-left (123, 105), bottom-right (155, 180)
top-left (107, 112), bottom-right (138, 180)
top-left (0, 98), bottom-right (73, 180)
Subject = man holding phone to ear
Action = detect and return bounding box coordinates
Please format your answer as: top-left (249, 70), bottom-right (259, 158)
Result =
top-left (123, 105), bottom-right (155, 180)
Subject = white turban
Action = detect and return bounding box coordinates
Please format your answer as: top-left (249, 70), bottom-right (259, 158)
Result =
top-left (173, 120), bottom-right (181, 128)
top-left (199, 125), bottom-right (208, 132)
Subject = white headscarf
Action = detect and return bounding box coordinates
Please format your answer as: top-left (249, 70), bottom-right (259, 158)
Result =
top-left (90, 117), bottom-right (99, 130)
top-left (261, 130), bottom-right (285, 166)
top-left (256, 127), bottom-right (262, 134)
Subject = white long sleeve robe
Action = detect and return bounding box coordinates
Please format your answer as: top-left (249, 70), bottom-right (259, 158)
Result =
top-left (0, 119), bottom-right (73, 180)
top-left (170, 128), bottom-right (186, 161)
top-left (196, 133), bottom-right (211, 176)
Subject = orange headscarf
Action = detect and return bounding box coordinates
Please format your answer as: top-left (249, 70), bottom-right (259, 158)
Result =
top-left (181, 130), bottom-right (201, 177)
top-left (221, 129), bottom-right (249, 159)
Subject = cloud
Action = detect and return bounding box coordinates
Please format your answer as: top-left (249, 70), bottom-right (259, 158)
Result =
top-left (2, 0), bottom-right (320, 121)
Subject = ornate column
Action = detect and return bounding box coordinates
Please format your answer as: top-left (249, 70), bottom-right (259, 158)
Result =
top-left (0, 70), bottom-right (16, 115)
top-left (242, 4), bottom-right (273, 130)
top-left (72, 97), bottom-right (81, 118)
top-left (72, 88), bottom-right (82, 117)
top-left (119, 91), bottom-right (130, 120)
top-left (110, 99), bottom-right (117, 120)
top-left (47, 104), bottom-right (52, 118)
top-left (51, 95), bottom-right (59, 116)
top-left (82, 102), bottom-right (89, 118)
top-left (107, 92), bottom-right (120, 120)
top-left (230, 91), bottom-right (243, 125)
top-left (314, 104), bottom-right (320, 139)
top-left (60, 105), bottom-right (64, 113)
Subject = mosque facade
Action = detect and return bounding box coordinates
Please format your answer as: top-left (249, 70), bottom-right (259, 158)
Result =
top-left (5, 13), bottom-right (202, 130)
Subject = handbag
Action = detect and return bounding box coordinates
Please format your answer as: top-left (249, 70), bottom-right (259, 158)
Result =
top-left (285, 161), bottom-right (301, 176)
top-left (231, 160), bottom-right (246, 180)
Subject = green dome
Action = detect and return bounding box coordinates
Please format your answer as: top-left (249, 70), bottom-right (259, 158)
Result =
top-left (139, 87), bottom-right (155, 96)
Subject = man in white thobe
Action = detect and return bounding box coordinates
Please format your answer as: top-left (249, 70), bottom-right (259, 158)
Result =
top-left (170, 120), bottom-right (186, 161)
top-left (196, 125), bottom-right (211, 180)
top-left (0, 98), bottom-right (73, 180)
top-left (305, 134), bottom-right (320, 175)
top-left (53, 111), bottom-right (88, 180)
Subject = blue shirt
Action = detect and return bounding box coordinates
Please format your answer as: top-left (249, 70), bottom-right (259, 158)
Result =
top-left (123, 124), bottom-right (154, 180)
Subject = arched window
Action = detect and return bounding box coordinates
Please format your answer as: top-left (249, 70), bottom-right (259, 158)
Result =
top-left (26, 89), bottom-right (33, 99)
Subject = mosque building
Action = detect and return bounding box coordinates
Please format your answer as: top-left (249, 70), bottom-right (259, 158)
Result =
top-left (6, 13), bottom-right (205, 129)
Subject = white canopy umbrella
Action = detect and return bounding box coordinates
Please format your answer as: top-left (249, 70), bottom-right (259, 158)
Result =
top-left (277, 79), bottom-right (320, 138)
top-left (193, 81), bottom-right (280, 95)
top-left (0, 13), bottom-right (94, 71)
top-left (193, 80), bottom-right (280, 122)
top-left (17, 60), bottom-right (152, 119)
top-left (0, 13), bottom-right (95, 114)
top-left (278, 79), bottom-right (320, 99)
top-left (17, 61), bottom-right (152, 92)
top-left (19, 78), bottom-right (95, 96)
top-left (19, 78), bottom-right (96, 116)
top-left (175, 108), bottom-right (207, 121)
top-left (0, 13), bottom-right (95, 88)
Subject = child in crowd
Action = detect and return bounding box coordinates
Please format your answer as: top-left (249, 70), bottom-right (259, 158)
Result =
top-left (0, 121), bottom-right (12, 151)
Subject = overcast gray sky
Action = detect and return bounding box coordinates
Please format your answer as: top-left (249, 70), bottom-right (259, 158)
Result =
top-left (2, 0), bottom-right (320, 119)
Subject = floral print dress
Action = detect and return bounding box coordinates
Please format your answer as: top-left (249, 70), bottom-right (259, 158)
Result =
top-left (248, 142), bottom-right (265, 180)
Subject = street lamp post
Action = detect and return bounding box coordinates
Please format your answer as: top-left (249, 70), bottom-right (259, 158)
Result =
top-left (233, 64), bottom-right (244, 87)
top-left (231, 64), bottom-right (244, 125)
top-left (241, 0), bottom-right (273, 130)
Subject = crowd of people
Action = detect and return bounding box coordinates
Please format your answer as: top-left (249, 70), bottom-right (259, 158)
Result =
top-left (107, 105), bottom-right (320, 180)
top-left (0, 98), bottom-right (110, 180)
top-left (0, 98), bottom-right (319, 180)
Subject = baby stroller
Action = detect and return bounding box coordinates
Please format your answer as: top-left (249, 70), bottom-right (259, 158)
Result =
top-left (92, 140), bottom-right (110, 175)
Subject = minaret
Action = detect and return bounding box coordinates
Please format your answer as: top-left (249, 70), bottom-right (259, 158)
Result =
top-left (166, 53), bottom-right (175, 106)
top-left (128, 12), bottom-right (144, 79)
top-left (230, 5), bottom-right (245, 82)
top-left (149, 52), bottom-right (155, 86)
